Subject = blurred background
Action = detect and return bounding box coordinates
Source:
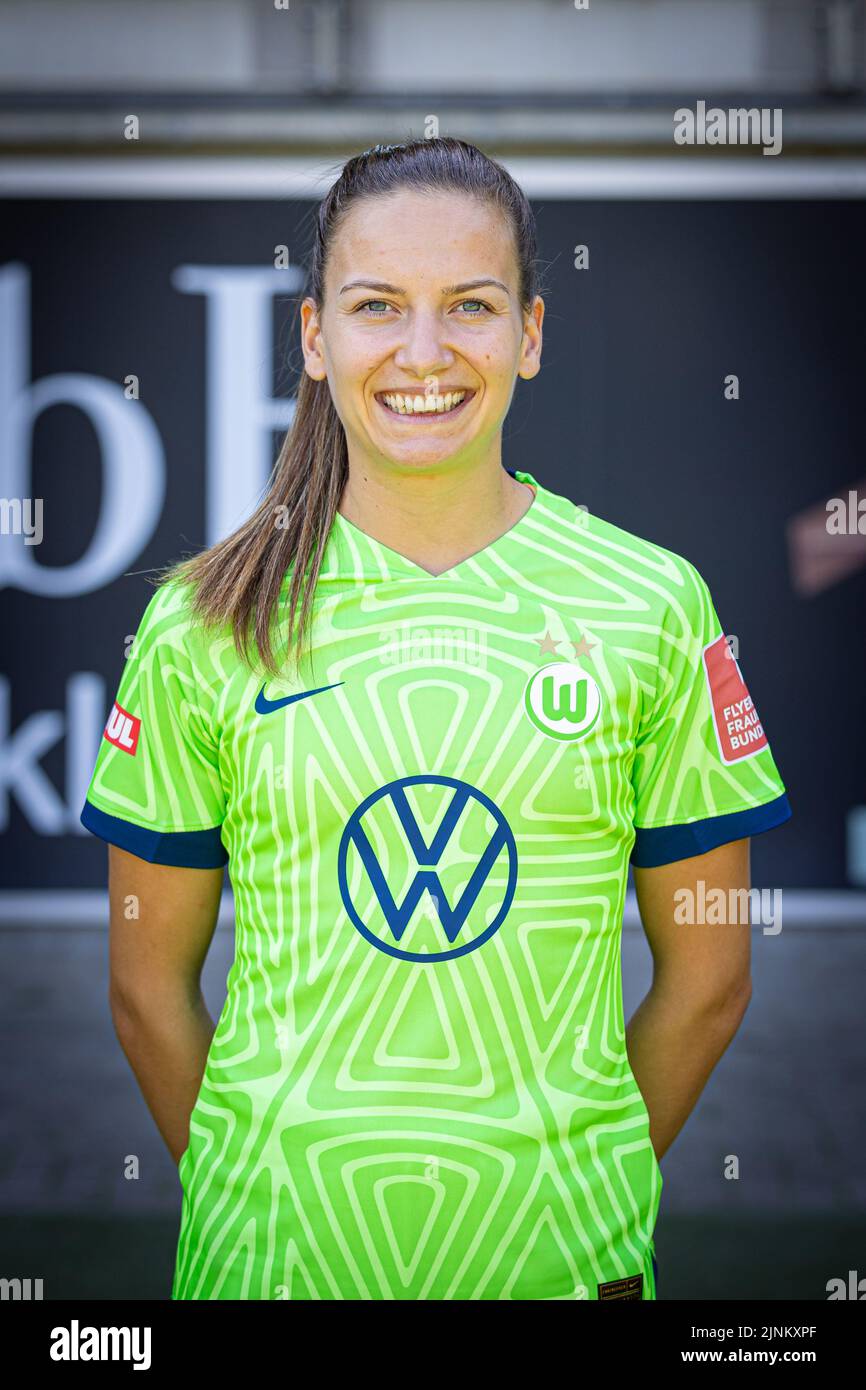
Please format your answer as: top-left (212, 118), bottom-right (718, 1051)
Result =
top-left (1, 0), bottom-right (865, 1300)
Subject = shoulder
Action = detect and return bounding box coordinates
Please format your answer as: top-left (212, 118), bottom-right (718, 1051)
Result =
top-left (534, 482), bottom-right (713, 627)
top-left (591, 512), bottom-right (710, 621)
top-left (132, 576), bottom-right (232, 674)
top-left (133, 576), bottom-right (198, 644)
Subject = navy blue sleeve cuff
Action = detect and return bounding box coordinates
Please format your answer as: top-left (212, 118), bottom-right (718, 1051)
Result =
top-left (630, 791), bottom-right (792, 868)
top-left (80, 799), bottom-right (228, 868)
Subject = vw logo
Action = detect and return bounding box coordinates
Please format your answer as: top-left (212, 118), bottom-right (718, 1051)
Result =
top-left (338, 774), bottom-right (517, 962)
top-left (524, 662), bottom-right (601, 741)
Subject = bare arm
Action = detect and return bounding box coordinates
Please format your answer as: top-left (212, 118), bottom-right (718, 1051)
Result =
top-left (628, 837), bottom-right (753, 1163)
top-left (107, 844), bottom-right (225, 1165)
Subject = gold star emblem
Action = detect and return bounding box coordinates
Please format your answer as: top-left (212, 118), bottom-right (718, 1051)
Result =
top-left (535, 630), bottom-right (561, 656)
top-left (572, 635), bottom-right (596, 659)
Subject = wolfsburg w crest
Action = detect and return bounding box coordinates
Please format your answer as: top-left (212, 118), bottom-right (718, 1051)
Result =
top-left (523, 662), bottom-right (602, 741)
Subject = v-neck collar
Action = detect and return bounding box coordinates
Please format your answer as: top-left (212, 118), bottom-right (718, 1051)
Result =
top-left (328, 469), bottom-right (541, 583)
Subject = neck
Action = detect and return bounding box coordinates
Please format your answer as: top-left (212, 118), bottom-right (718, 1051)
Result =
top-left (337, 460), bottom-right (535, 576)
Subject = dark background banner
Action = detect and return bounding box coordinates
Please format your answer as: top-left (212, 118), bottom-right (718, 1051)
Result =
top-left (2, 197), bottom-right (864, 891)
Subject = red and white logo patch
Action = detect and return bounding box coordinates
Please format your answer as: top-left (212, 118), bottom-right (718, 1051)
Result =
top-left (702, 635), bottom-right (768, 764)
top-left (103, 700), bottom-right (141, 756)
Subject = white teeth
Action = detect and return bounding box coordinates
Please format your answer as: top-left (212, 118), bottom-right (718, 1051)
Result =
top-left (381, 390), bottom-right (467, 415)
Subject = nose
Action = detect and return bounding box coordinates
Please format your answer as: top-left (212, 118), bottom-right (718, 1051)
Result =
top-left (392, 308), bottom-right (455, 381)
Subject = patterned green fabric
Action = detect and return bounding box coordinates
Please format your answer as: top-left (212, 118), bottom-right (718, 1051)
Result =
top-left (81, 470), bottom-right (789, 1299)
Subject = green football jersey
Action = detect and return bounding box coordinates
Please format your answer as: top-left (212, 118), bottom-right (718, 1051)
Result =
top-left (81, 468), bottom-right (790, 1300)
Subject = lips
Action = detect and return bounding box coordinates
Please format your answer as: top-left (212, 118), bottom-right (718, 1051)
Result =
top-left (375, 389), bottom-right (476, 419)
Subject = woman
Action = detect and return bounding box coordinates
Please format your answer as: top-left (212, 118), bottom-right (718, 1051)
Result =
top-left (81, 138), bottom-right (791, 1301)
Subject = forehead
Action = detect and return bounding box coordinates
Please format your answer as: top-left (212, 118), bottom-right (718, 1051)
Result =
top-left (326, 188), bottom-right (518, 289)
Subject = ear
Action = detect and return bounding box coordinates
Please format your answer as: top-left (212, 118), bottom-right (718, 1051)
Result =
top-left (300, 297), bottom-right (328, 382)
top-left (518, 295), bottom-right (544, 381)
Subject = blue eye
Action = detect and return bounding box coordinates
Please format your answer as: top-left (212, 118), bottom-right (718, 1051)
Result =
top-left (355, 297), bottom-right (491, 316)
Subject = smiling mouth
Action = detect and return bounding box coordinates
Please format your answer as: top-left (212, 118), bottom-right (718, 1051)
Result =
top-left (376, 389), bottom-right (475, 418)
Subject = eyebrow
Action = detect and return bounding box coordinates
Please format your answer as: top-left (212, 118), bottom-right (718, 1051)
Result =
top-left (338, 278), bottom-right (511, 296)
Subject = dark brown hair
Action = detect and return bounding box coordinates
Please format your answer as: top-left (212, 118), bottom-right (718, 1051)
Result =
top-left (158, 137), bottom-right (540, 677)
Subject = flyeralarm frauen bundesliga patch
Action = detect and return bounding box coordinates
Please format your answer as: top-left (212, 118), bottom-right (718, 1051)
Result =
top-left (80, 468), bottom-right (791, 1299)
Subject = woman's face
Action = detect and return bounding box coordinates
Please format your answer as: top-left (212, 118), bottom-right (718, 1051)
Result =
top-left (301, 188), bottom-right (543, 475)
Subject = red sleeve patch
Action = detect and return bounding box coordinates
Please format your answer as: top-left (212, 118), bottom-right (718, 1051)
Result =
top-left (104, 700), bottom-right (141, 756)
top-left (701, 635), bottom-right (768, 764)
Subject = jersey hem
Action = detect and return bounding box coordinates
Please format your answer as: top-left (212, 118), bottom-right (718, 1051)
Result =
top-left (80, 799), bottom-right (229, 868)
top-left (630, 791), bottom-right (791, 867)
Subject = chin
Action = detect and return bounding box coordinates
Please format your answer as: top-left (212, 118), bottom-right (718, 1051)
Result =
top-left (376, 436), bottom-right (470, 468)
